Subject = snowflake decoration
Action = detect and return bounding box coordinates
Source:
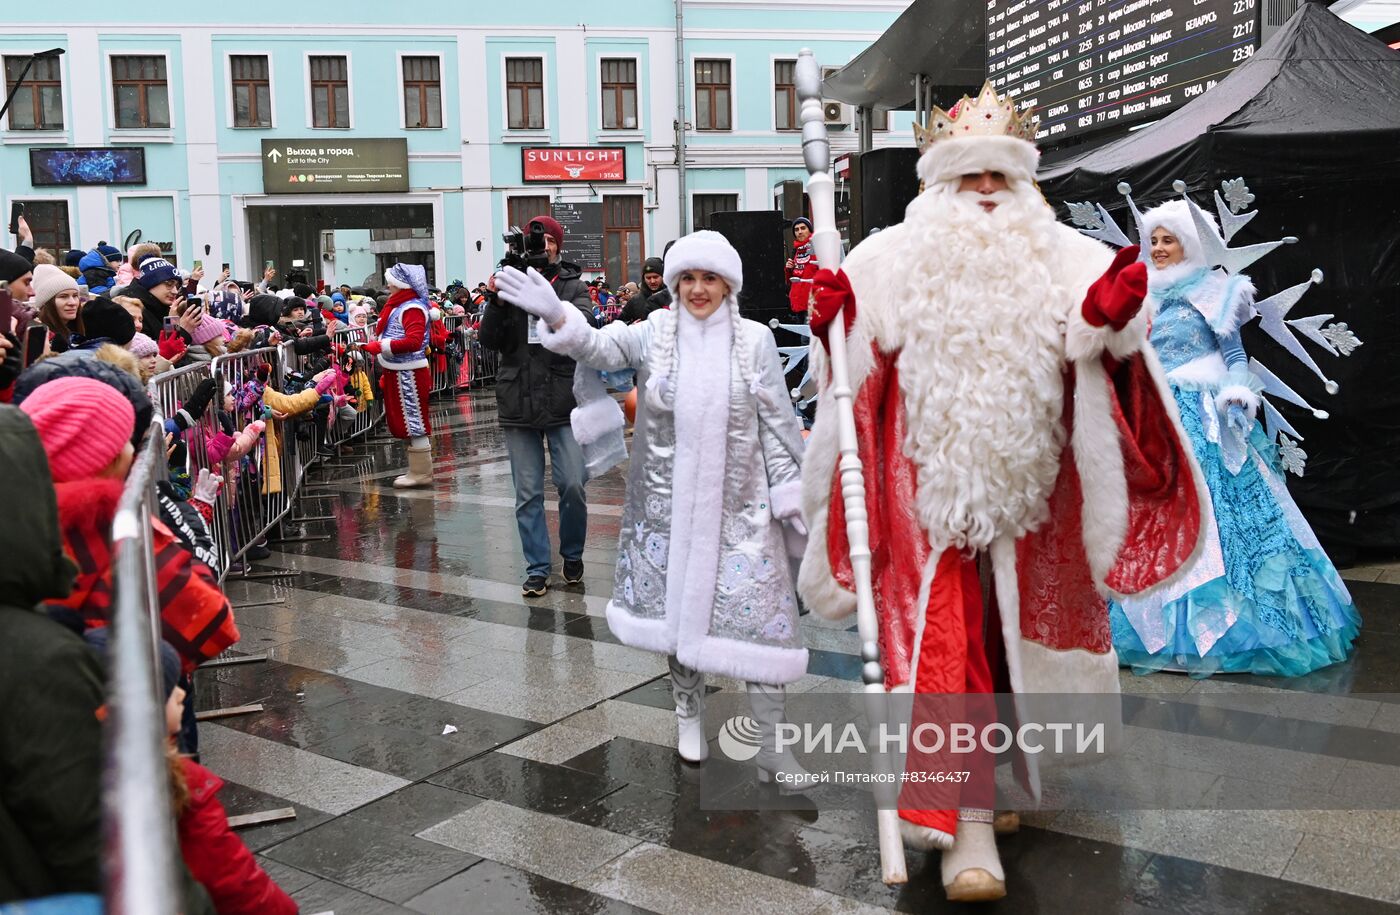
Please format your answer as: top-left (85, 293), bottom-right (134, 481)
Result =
top-left (1220, 178), bottom-right (1255, 214)
top-left (1066, 201), bottom-right (1106, 231)
top-left (1319, 322), bottom-right (1363, 356)
top-left (1277, 434), bottom-right (1308, 477)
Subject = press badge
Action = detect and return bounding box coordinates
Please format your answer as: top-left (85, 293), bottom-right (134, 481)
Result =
top-left (527, 314), bottom-right (541, 344)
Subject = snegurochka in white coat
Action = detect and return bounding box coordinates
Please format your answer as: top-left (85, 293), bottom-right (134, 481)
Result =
top-left (494, 230), bottom-right (816, 789)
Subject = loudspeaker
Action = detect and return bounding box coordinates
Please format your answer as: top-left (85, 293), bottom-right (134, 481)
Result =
top-left (709, 210), bottom-right (788, 325)
top-left (849, 147), bottom-right (921, 245)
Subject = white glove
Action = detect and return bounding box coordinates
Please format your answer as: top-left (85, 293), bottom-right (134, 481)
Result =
top-left (494, 266), bottom-right (567, 326)
top-left (191, 467), bottom-right (224, 506)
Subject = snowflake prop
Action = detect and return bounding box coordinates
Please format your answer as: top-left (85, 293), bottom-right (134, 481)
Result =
top-left (1063, 177), bottom-right (1364, 475)
top-left (769, 319), bottom-right (816, 411)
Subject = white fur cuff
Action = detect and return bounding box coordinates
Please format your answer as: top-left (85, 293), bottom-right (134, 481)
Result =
top-left (1064, 303), bottom-right (1148, 364)
top-left (538, 306), bottom-right (593, 355)
top-left (770, 480), bottom-right (803, 521)
top-left (1215, 384), bottom-right (1259, 420)
top-left (571, 395), bottom-right (625, 445)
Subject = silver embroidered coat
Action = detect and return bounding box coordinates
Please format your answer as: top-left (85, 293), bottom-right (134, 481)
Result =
top-left (540, 305), bottom-right (810, 685)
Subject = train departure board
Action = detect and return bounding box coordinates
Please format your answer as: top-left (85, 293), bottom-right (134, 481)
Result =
top-left (986, 0), bottom-right (1260, 142)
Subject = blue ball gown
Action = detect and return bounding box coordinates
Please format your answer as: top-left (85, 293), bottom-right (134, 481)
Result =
top-left (1109, 271), bottom-right (1361, 678)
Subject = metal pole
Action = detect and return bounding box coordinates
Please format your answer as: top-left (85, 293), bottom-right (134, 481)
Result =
top-left (675, 0), bottom-right (689, 236)
top-left (0, 56), bottom-right (37, 123)
top-left (105, 423), bottom-right (180, 914)
top-left (796, 48), bottom-right (908, 887)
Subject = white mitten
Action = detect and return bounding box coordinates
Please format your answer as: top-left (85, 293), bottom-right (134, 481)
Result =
top-left (494, 266), bottom-right (567, 326)
top-left (191, 467), bottom-right (224, 506)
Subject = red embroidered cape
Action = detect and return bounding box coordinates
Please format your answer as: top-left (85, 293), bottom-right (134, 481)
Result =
top-left (824, 343), bottom-right (1203, 690)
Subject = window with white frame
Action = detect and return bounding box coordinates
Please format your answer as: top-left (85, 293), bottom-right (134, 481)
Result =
top-left (403, 56), bottom-right (442, 129)
top-left (309, 55), bottom-right (349, 128)
top-left (694, 59), bottom-right (731, 131)
top-left (600, 58), bottom-right (638, 130)
top-left (230, 55), bottom-right (271, 128)
top-left (774, 60), bottom-right (798, 131)
top-left (112, 55), bottom-right (169, 129)
top-left (506, 58), bottom-right (544, 130)
top-left (692, 193), bottom-right (738, 230)
top-left (3, 55), bottom-right (63, 130)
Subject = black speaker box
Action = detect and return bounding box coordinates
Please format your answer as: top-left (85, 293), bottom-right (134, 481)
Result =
top-left (709, 210), bottom-right (789, 325)
top-left (849, 147), bottom-right (921, 245)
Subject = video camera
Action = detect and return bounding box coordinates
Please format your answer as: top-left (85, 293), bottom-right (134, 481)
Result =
top-left (499, 221), bottom-right (550, 273)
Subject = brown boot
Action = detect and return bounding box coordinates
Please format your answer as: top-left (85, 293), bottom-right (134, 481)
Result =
top-left (393, 445), bottom-right (433, 488)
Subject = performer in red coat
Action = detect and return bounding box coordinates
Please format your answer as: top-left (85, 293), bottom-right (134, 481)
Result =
top-left (785, 216), bottom-right (819, 313)
top-left (799, 82), bottom-right (1205, 902)
top-left (364, 263), bottom-right (435, 488)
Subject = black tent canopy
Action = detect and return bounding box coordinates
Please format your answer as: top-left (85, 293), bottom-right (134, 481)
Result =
top-left (1041, 3), bottom-right (1400, 558)
top-left (821, 0), bottom-right (984, 110)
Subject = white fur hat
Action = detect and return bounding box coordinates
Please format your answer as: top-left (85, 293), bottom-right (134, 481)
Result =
top-left (662, 230), bottom-right (743, 298)
top-left (916, 135), bottom-right (1039, 187)
top-left (1141, 199), bottom-right (1219, 267)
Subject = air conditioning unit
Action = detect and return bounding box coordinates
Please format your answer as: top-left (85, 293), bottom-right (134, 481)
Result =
top-left (823, 100), bottom-right (851, 129)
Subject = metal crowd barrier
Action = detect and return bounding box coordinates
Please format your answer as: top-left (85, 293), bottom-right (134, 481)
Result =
top-left (429, 314), bottom-right (465, 395)
top-left (106, 419), bottom-right (181, 914)
top-left (326, 324), bottom-right (384, 446)
top-left (468, 330), bottom-right (500, 389)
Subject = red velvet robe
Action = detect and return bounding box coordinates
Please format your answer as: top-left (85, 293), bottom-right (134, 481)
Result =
top-left (802, 333), bottom-right (1204, 841)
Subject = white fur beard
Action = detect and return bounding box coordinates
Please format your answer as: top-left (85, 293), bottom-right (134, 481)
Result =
top-left (890, 183), bottom-right (1073, 552)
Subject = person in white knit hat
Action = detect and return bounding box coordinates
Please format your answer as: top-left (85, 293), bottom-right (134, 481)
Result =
top-left (30, 263), bottom-right (83, 355)
top-left (495, 229), bottom-right (814, 790)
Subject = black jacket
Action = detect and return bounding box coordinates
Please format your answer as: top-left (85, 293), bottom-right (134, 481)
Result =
top-left (110, 280), bottom-right (168, 339)
top-left (620, 284), bottom-right (671, 325)
top-left (478, 260), bottom-right (593, 429)
top-left (0, 407), bottom-right (101, 905)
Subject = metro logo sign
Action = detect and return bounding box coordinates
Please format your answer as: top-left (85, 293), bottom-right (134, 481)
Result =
top-left (522, 147), bottom-right (627, 183)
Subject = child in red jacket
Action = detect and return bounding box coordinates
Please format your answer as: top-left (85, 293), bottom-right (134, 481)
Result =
top-left (160, 644), bottom-right (298, 914)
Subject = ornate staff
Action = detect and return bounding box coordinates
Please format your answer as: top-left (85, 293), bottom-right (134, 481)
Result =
top-left (795, 48), bottom-right (907, 886)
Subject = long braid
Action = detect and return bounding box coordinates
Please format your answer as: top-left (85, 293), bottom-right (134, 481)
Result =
top-left (645, 305), bottom-right (679, 412)
top-left (729, 296), bottom-right (756, 397)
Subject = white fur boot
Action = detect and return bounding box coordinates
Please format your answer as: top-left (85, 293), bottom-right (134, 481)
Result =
top-left (746, 682), bottom-right (820, 793)
top-left (669, 656), bottom-right (708, 763)
top-left (941, 813), bottom-right (1006, 902)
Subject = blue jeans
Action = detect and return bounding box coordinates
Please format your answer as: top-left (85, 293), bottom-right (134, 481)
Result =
top-left (502, 425), bottom-right (589, 577)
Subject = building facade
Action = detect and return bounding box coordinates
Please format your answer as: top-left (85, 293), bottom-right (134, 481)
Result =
top-left (1, 1), bottom-right (915, 288)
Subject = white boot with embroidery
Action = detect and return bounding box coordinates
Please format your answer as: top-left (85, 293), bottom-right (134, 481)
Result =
top-left (669, 656), bottom-right (708, 763)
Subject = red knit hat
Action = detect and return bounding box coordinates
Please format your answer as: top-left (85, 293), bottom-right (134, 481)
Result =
top-left (19, 377), bottom-right (136, 483)
top-left (527, 215), bottom-right (565, 248)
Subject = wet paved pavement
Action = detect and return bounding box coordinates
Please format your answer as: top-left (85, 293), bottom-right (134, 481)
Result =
top-left (201, 391), bottom-right (1400, 913)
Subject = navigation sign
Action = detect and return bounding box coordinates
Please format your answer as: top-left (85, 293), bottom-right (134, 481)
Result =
top-left (986, 0), bottom-right (1260, 143)
top-left (260, 138), bottom-right (409, 194)
top-left (550, 201), bottom-right (605, 270)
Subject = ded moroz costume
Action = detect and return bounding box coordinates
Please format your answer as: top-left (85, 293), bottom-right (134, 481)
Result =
top-left (798, 82), bottom-right (1207, 901)
top-left (364, 263), bottom-right (436, 488)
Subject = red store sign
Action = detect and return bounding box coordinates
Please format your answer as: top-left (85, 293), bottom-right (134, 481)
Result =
top-left (522, 146), bottom-right (627, 183)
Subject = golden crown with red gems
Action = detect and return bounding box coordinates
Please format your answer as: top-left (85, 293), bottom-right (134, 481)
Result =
top-left (913, 81), bottom-right (1038, 154)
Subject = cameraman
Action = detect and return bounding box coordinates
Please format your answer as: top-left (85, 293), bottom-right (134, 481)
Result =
top-left (480, 215), bottom-right (593, 597)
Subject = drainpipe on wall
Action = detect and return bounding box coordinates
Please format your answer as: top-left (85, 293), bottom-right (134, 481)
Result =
top-left (675, 0), bottom-right (688, 235)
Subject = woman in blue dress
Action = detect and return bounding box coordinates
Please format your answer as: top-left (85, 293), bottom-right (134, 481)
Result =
top-left (1109, 200), bottom-right (1361, 677)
